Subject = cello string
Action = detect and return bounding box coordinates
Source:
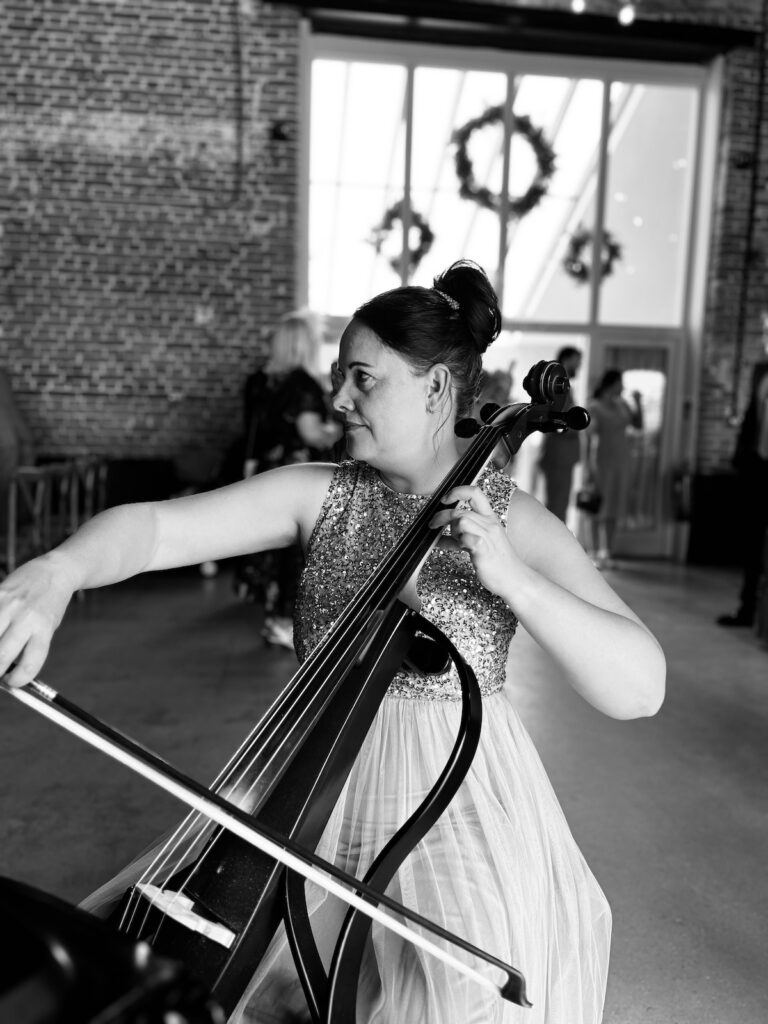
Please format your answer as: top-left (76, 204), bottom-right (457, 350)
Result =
top-left (141, 593), bottom-right (427, 945)
top-left (122, 705), bottom-right (286, 930)
top-left (128, 420), bottom-right (507, 942)
top-left (129, 421), bottom-right (503, 941)
top-left (120, 669), bottom-right (319, 932)
top-left (123, 554), bottom-right (388, 930)
top-left (129, 422), bottom-right (502, 943)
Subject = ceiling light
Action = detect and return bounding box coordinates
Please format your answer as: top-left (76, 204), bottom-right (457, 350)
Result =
top-left (618, 3), bottom-right (636, 25)
top-left (571, 0), bottom-right (586, 12)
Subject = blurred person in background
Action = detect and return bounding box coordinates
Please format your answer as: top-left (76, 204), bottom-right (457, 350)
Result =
top-left (0, 368), bottom-right (35, 575)
top-left (584, 368), bottom-right (643, 569)
top-left (717, 340), bottom-right (768, 628)
top-left (239, 310), bottom-right (342, 648)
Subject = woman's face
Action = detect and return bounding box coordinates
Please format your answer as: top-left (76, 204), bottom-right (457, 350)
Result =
top-left (332, 320), bottom-right (442, 475)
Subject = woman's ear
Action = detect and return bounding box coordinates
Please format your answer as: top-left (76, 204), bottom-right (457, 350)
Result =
top-left (426, 364), bottom-right (452, 412)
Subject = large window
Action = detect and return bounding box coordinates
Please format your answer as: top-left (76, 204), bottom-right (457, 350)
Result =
top-left (305, 41), bottom-right (703, 333)
top-left (302, 37), bottom-right (715, 557)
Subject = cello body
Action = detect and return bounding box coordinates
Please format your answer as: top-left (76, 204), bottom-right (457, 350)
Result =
top-left (111, 602), bottom-right (483, 1020)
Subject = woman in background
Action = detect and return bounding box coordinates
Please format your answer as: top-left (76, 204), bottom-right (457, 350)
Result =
top-left (0, 368), bottom-right (35, 576)
top-left (584, 368), bottom-right (643, 569)
top-left (240, 310), bottom-right (342, 647)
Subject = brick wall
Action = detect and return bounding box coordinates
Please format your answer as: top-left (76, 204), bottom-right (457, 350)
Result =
top-left (1, 0), bottom-right (301, 464)
top-left (699, 45), bottom-right (763, 471)
top-left (1, 0), bottom-right (767, 483)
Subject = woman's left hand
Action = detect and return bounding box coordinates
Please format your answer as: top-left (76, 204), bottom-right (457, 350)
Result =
top-left (429, 485), bottom-right (520, 598)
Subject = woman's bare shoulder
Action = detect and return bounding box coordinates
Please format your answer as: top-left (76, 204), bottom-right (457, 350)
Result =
top-left (276, 460), bottom-right (339, 486)
top-left (505, 484), bottom-right (548, 531)
top-left (504, 484), bottom-right (646, 621)
top-left (265, 461), bottom-right (340, 537)
top-left (262, 459), bottom-right (338, 504)
top-left (505, 485), bottom-right (586, 572)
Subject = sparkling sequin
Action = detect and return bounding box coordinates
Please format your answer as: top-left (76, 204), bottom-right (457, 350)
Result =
top-left (294, 461), bottom-right (518, 701)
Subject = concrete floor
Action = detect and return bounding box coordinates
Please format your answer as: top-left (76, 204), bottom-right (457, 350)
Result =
top-left (1, 560), bottom-right (767, 1023)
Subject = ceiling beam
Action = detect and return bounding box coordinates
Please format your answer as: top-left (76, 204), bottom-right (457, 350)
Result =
top-left (288, 1), bottom-right (758, 63)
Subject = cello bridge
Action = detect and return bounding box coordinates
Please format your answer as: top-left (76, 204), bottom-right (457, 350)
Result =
top-left (134, 882), bottom-right (236, 949)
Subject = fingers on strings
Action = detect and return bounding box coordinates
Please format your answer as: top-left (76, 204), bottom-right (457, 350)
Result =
top-left (429, 485), bottom-right (493, 530)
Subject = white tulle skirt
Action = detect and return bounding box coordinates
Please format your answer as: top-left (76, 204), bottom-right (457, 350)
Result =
top-left (232, 690), bottom-right (611, 1024)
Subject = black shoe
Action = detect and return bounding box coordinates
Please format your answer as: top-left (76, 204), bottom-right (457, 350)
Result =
top-left (716, 611), bottom-right (754, 627)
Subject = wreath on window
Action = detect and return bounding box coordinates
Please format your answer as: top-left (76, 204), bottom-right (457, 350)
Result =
top-left (562, 227), bottom-right (623, 283)
top-left (452, 104), bottom-right (557, 219)
top-left (368, 199), bottom-right (435, 274)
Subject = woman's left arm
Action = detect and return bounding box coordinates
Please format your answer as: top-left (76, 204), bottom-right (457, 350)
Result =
top-left (431, 485), bottom-right (665, 720)
top-left (627, 391), bottom-right (644, 431)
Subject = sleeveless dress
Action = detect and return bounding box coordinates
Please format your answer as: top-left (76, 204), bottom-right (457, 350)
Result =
top-left (234, 460), bottom-right (611, 1024)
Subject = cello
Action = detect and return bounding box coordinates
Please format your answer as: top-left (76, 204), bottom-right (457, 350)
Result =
top-left (2, 360), bottom-right (589, 1022)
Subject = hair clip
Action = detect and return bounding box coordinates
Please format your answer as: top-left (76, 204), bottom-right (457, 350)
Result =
top-left (434, 289), bottom-right (460, 312)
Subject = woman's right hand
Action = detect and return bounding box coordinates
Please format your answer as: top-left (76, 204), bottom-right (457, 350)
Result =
top-left (0, 553), bottom-right (78, 687)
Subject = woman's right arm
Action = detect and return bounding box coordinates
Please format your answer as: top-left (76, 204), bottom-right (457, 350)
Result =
top-left (0, 462), bottom-right (335, 686)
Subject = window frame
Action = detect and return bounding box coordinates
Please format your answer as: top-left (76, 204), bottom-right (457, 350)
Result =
top-left (299, 28), bottom-right (713, 341)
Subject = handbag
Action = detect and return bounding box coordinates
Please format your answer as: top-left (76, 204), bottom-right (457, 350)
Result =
top-left (575, 485), bottom-right (602, 515)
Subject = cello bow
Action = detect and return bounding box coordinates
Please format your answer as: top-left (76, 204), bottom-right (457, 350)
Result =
top-left (1, 673), bottom-right (528, 1009)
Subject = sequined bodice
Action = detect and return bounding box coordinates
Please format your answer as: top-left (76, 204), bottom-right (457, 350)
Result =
top-left (294, 460), bottom-right (517, 700)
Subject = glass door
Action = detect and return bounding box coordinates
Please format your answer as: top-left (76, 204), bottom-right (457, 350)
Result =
top-left (586, 334), bottom-right (681, 556)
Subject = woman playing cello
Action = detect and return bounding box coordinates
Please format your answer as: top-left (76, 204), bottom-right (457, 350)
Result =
top-left (0, 261), bottom-right (665, 1023)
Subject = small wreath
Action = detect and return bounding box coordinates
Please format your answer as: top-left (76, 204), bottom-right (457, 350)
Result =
top-left (452, 104), bottom-right (557, 219)
top-left (368, 199), bottom-right (435, 275)
top-left (563, 227), bottom-right (623, 283)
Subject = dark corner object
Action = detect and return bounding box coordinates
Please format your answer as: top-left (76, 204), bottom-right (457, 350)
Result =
top-left (0, 875), bottom-right (223, 1023)
top-left (686, 472), bottom-right (744, 566)
top-left (287, 0), bottom-right (758, 63)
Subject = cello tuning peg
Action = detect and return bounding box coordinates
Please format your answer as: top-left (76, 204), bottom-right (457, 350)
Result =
top-left (480, 403), bottom-right (500, 422)
top-left (564, 406), bottom-right (591, 431)
top-left (454, 417), bottom-right (481, 438)
top-left (523, 361), bottom-right (568, 404)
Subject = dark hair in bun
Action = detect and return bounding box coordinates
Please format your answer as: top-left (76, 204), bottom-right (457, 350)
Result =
top-left (353, 260), bottom-right (501, 415)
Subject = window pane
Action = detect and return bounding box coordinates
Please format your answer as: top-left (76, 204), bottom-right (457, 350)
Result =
top-left (308, 60), bottom-right (408, 316)
top-left (599, 83), bottom-right (698, 326)
top-left (307, 49), bottom-right (701, 343)
top-left (409, 67), bottom-right (507, 287)
top-left (502, 77), bottom-right (604, 322)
